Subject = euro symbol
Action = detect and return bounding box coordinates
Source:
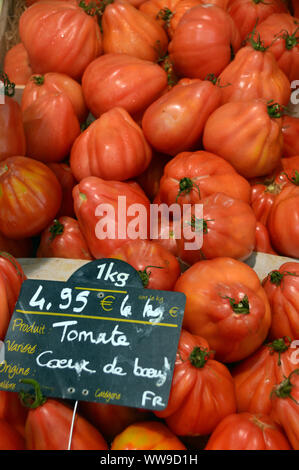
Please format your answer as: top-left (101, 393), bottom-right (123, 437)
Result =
top-left (169, 306), bottom-right (179, 318)
top-left (100, 295), bottom-right (115, 312)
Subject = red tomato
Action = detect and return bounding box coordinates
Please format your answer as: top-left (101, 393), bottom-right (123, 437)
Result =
top-left (254, 222), bottom-right (277, 255)
top-left (47, 163), bottom-right (76, 218)
top-left (0, 157), bottom-right (62, 239)
top-left (73, 176), bottom-right (151, 258)
top-left (136, 152), bottom-right (170, 202)
top-left (79, 402), bottom-right (151, 443)
top-left (203, 100), bottom-right (284, 179)
top-left (267, 183), bottom-right (299, 258)
top-left (174, 257), bottom-right (272, 363)
top-left (23, 92), bottom-right (81, 163)
top-left (0, 275), bottom-right (10, 340)
top-left (155, 330), bottom-right (237, 436)
top-left (227, 0), bottom-right (287, 43)
top-left (19, 1), bottom-right (102, 80)
top-left (0, 391), bottom-right (28, 438)
top-left (0, 75), bottom-right (26, 162)
top-left (201, 0), bottom-right (228, 7)
top-left (282, 115), bottom-right (299, 157)
top-left (205, 413), bottom-right (291, 450)
top-left (141, 78), bottom-right (222, 156)
top-left (232, 337), bottom-right (298, 415)
top-left (159, 150), bottom-right (251, 206)
top-left (0, 252), bottom-right (27, 315)
top-left (176, 192), bottom-right (256, 265)
top-left (293, 0), bottom-right (299, 17)
top-left (110, 239), bottom-right (181, 290)
top-left (262, 262), bottom-right (299, 340)
top-left (102, 0), bottom-right (168, 61)
top-left (111, 421), bottom-right (186, 450)
top-left (278, 155), bottom-right (299, 186)
top-left (37, 216), bottom-right (93, 260)
top-left (82, 53), bottom-right (167, 119)
top-left (168, 4), bottom-right (241, 79)
top-left (0, 232), bottom-right (33, 258)
top-left (270, 369), bottom-right (299, 450)
top-left (70, 107), bottom-right (152, 182)
top-left (251, 180), bottom-right (283, 225)
top-left (218, 37), bottom-right (291, 106)
top-left (21, 73), bottom-right (88, 123)
top-left (152, 214), bottom-right (180, 257)
top-left (4, 43), bottom-right (33, 86)
top-left (0, 420), bottom-right (26, 450)
top-left (256, 13), bottom-right (299, 82)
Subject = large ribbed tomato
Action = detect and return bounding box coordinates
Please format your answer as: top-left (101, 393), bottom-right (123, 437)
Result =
top-left (37, 216), bottom-right (93, 260)
top-left (254, 222), bottom-right (277, 255)
top-left (70, 107), bottom-right (152, 182)
top-left (262, 262), bottom-right (299, 340)
top-left (0, 233), bottom-right (33, 259)
top-left (136, 152), bottom-right (170, 202)
top-left (82, 53), bottom-right (167, 119)
top-left (282, 115), bottom-right (299, 157)
top-left (141, 78), bottom-right (222, 156)
top-left (102, 0), bottom-right (168, 61)
top-left (0, 252), bottom-right (26, 315)
top-left (0, 420), bottom-right (25, 450)
top-left (0, 392), bottom-right (28, 438)
top-left (203, 100), bottom-right (284, 179)
top-left (159, 150), bottom-right (251, 206)
top-left (174, 257), bottom-right (272, 363)
top-left (250, 180), bottom-right (283, 226)
top-left (4, 43), bottom-right (33, 86)
top-left (47, 163), bottom-right (76, 218)
top-left (19, 0), bottom-right (102, 80)
top-left (73, 177), bottom-right (151, 258)
top-left (155, 330), bottom-right (237, 436)
top-left (205, 413), bottom-right (291, 450)
top-left (0, 276), bottom-right (10, 340)
top-left (0, 157), bottom-right (62, 239)
top-left (227, 0), bottom-right (287, 43)
top-left (168, 4), bottom-right (241, 79)
top-left (232, 337), bottom-right (298, 415)
top-left (111, 421), bottom-right (186, 450)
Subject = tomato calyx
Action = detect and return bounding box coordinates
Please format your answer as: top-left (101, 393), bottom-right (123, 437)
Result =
top-left (156, 46), bottom-right (178, 88)
top-left (205, 73), bottom-right (231, 89)
top-left (79, 0), bottom-right (113, 31)
top-left (49, 219), bottom-right (65, 241)
top-left (221, 294), bottom-right (250, 314)
top-left (156, 7), bottom-right (173, 29)
top-left (268, 269), bottom-right (299, 286)
top-left (32, 75), bottom-right (45, 86)
top-left (138, 265), bottom-right (164, 288)
top-left (176, 177), bottom-right (200, 202)
top-left (246, 24), bottom-right (268, 52)
top-left (19, 378), bottom-right (47, 409)
top-left (189, 346), bottom-right (211, 368)
top-left (282, 170), bottom-right (299, 186)
top-left (271, 369), bottom-right (299, 404)
top-left (267, 337), bottom-right (291, 366)
top-left (267, 101), bottom-right (285, 119)
top-left (275, 26), bottom-right (299, 51)
top-left (185, 216), bottom-right (213, 234)
top-left (0, 72), bottom-right (15, 97)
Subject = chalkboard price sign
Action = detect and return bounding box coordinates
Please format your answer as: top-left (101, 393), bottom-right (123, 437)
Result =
top-left (0, 259), bottom-right (186, 411)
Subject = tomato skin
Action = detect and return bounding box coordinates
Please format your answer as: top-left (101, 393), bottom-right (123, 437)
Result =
top-left (168, 5), bottom-right (241, 79)
top-left (0, 275), bottom-right (10, 340)
top-left (110, 239), bottom-right (181, 290)
top-left (282, 115), bottom-right (299, 158)
top-left (21, 72), bottom-right (88, 123)
top-left (218, 45), bottom-right (291, 106)
top-left (19, 1), bottom-right (102, 80)
top-left (23, 92), bottom-right (81, 163)
top-left (270, 371), bottom-right (299, 450)
top-left (254, 222), bottom-right (277, 255)
top-left (0, 96), bottom-right (26, 162)
top-left (177, 192), bottom-right (256, 265)
top-left (79, 402), bottom-right (151, 443)
top-left (142, 79), bottom-right (222, 156)
top-left (293, 1), bottom-right (299, 17)
top-left (262, 262), bottom-right (299, 340)
top-left (0, 392), bottom-right (28, 438)
top-left (159, 151), bottom-right (251, 206)
top-left (227, 0), bottom-right (287, 43)
top-left (47, 163), bottom-right (76, 218)
top-left (136, 152), bottom-right (170, 202)
top-left (203, 100), bottom-right (283, 179)
top-left (251, 181), bottom-right (283, 226)
top-left (0, 252), bottom-right (27, 315)
top-left (0, 157), bottom-right (62, 239)
top-left (174, 257), bottom-right (271, 363)
top-left (155, 330), bottom-right (237, 436)
top-left (25, 399), bottom-right (108, 450)
top-left (205, 413), bottom-right (291, 450)
top-left (82, 53), bottom-right (167, 119)
top-left (111, 421), bottom-right (186, 450)
top-left (232, 337), bottom-right (297, 415)
top-left (70, 107), bottom-right (152, 182)
top-left (267, 184), bottom-right (299, 259)
top-left (73, 177), bottom-right (151, 258)
top-left (37, 216), bottom-right (93, 260)
top-left (4, 43), bottom-right (33, 86)
top-left (0, 419), bottom-right (26, 450)
top-left (102, 0), bottom-right (168, 62)
top-left (0, 232), bottom-right (33, 258)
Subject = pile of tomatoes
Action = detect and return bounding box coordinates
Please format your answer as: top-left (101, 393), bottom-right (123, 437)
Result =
top-left (0, 0), bottom-right (299, 451)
